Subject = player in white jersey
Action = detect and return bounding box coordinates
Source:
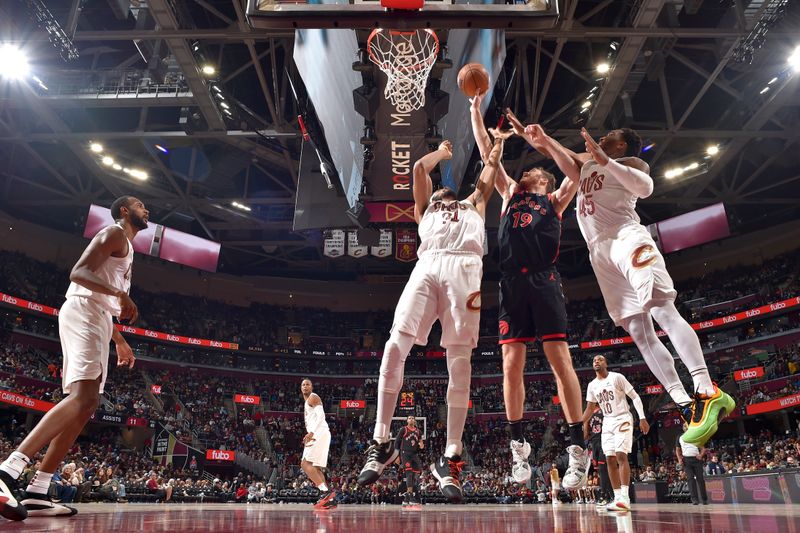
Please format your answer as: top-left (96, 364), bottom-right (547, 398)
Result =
top-left (300, 379), bottom-right (336, 510)
top-left (522, 124), bottom-right (735, 447)
top-left (0, 196), bottom-right (145, 521)
top-left (582, 355), bottom-right (649, 512)
top-left (358, 134), bottom-right (507, 503)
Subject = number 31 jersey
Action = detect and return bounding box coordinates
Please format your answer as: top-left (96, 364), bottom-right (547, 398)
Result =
top-left (418, 199), bottom-right (485, 256)
top-left (577, 158), bottom-right (643, 244)
top-left (586, 371), bottom-right (635, 418)
top-left (497, 191), bottom-right (561, 274)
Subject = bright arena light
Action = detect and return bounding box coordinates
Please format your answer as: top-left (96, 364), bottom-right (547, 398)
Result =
top-left (707, 145), bottom-right (720, 156)
top-left (102, 156), bottom-right (114, 166)
top-left (581, 100), bottom-right (592, 109)
top-left (201, 65), bottom-right (216, 76)
top-left (596, 62), bottom-right (610, 75)
top-left (0, 44), bottom-right (29, 80)
top-left (90, 142), bottom-right (104, 153)
top-left (789, 45), bottom-right (800, 72)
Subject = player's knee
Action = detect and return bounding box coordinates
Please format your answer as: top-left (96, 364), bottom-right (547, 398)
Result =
top-left (502, 352), bottom-right (524, 376)
top-left (446, 347), bottom-right (472, 407)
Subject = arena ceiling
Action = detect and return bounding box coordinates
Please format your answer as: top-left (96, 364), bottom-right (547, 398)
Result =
top-left (0, 0), bottom-right (798, 281)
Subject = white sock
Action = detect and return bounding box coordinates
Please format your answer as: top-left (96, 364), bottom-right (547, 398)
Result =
top-left (624, 314), bottom-right (693, 405)
top-left (373, 331), bottom-right (415, 443)
top-left (613, 488), bottom-right (621, 499)
top-left (27, 471), bottom-right (53, 495)
top-left (651, 302), bottom-right (715, 396)
top-left (318, 483), bottom-right (328, 492)
top-left (0, 451), bottom-right (30, 480)
top-left (621, 485), bottom-right (629, 498)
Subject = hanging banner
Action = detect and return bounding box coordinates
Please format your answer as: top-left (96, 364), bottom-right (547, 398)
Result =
top-left (151, 423), bottom-right (205, 469)
top-left (323, 229), bottom-right (346, 258)
top-left (365, 202), bottom-right (416, 223)
top-left (370, 229), bottom-right (393, 258)
top-left (347, 231), bottom-right (368, 258)
top-left (396, 229), bottom-right (417, 262)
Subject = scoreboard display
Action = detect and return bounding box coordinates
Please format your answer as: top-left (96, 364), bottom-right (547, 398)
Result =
top-left (399, 391), bottom-right (416, 411)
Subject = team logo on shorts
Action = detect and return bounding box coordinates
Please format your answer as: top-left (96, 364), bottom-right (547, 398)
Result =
top-left (466, 291), bottom-right (481, 311)
top-left (631, 244), bottom-right (658, 268)
top-left (499, 320), bottom-right (510, 336)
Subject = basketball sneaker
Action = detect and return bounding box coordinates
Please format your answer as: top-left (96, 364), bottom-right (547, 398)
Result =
top-left (20, 491), bottom-right (78, 517)
top-left (682, 385), bottom-right (736, 446)
top-left (606, 496), bottom-right (629, 512)
top-left (313, 490), bottom-right (337, 510)
top-left (561, 445), bottom-right (590, 490)
top-left (401, 493), bottom-right (411, 507)
top-left (430, 455), bottom-right (464, 503)
top-left (0, 470), bottom-right (27, 521)
top-left (509, 440), bottom-right (532, 483)
top-left (357, 440), bottom-right (399, 486)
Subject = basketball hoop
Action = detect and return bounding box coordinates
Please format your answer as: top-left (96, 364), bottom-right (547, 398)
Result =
top-left (367, 28), bottom-right (440, 112)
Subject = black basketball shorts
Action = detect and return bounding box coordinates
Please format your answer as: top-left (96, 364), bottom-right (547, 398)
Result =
top-left (402, 455), bottom-right (422, 473)
top-left (498, 267), bottom-right (568, 344)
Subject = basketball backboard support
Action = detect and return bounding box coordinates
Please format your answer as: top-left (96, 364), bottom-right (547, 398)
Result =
top-left (247, 0), bottom-right (559, 31)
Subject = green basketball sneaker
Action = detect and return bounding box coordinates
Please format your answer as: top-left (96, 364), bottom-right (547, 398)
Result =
top-left (681, 385), bottom-right (736, 446)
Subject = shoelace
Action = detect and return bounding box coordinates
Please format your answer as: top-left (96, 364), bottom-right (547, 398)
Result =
top-left (448, 459), bottom-right (465, 481)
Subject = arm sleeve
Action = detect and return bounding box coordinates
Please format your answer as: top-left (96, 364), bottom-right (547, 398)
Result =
top-left (630, 394), bottom-right (646, 420)
top-left (602, 158), bottom-right (654, 198)
top-left (395, 428), bottom-right (404, 451)
top-left (585, 383), bottom-right (594, 403)
top-left (309, 404), bottom-right (327, 434)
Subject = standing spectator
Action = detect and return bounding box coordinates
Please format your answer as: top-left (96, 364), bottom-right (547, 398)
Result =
top-left (676, 430), bottom-right (707, 505)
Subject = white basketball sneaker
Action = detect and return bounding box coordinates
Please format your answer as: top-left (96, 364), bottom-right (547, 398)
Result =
top-left (510, 440), bottom-right (532, 483)
top-left (561, 445), bottom-right (590, 490)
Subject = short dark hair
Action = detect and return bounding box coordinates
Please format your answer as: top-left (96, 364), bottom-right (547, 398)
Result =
top-left (619, 128), bottom-right (642, 158)
top-left (110, 196), bottom-right (134, 220)
top-left (431, 187), bottom-right (457, 202)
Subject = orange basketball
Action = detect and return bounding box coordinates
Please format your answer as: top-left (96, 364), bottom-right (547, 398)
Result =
top-left (457, 63), bottom-right (490, 98)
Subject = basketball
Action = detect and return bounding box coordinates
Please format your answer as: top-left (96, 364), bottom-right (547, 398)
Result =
top-left (457, 63), bottom-right (490, 98)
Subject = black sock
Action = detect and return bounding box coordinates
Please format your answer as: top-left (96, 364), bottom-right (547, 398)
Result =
top-left (508, 419), bottom-right (525, 442)
top-left (568, 423), bottom-right (584, 448)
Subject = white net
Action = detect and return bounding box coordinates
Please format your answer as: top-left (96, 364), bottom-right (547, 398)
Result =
top-left (368, 29), bottom-right (440, 113)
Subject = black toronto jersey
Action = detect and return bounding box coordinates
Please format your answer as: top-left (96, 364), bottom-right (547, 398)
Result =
top-left (395, 426), bottom-right (422, 456)
top-left (589, 409), bottom-right (603, 444)
top-left (498, 191), bottom-right (561, 273)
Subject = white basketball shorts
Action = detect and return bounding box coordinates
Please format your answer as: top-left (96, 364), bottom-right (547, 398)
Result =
top-left (601, 413), bottom-right (634, 456)
top-left (302, 430), bottom-right (331, 468)
top-left (589, 224), bottom-right (677, 325)
top-left (59, 296), bottom-right (113, 394)
top-left (391, 251), bottom-right (482, 349)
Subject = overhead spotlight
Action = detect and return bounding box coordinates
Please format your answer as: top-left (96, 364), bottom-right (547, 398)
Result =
top-left (767, 77), bottom-right (778, 85)
top-left (155, 144), bottom-right (169, 154)
top-left (685, 162), bottom-right (699, 171)
top-left (0, 44), bottom-right (29, 80)
top-left (90, 142), bottom-right (104, 153)
top-left (760, 86), bottom-right (770, 94)
top-left (130, 169), bottom-right (149, 180)
top-left (123, 168), bottom-right (131, 174)
top-left (212, 85), bottom-right (222, 93)
top-left (596, 62), bottom-right (610, 75)
top-left (220, 102), bottom-right (230, 109)
top-left (112, 163), bottom-right (122, 170)
top-left (201, 65), bottom-right (216, 76)
top-left (231, 201), bottom-right (251, 212)
top-left (581, 100), bottom-right (592, 109)
top-left (706, 145), bottom-right (719, 156)
top-left (642, 143), bottom-right (656, 152)
top-left (789, 45), bottom-right (800, 72)
top-left (102, 156), bottom-right (114, 166)
top-left (609, 41), bottom-right (619, 51)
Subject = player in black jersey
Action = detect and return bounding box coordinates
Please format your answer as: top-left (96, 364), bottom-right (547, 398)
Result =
top-left (395, 416), bottom-right (424, 507)
top-left (470, 96), bottom-right (589, 490)
top-left (585, 406), bottom-right (613, 505)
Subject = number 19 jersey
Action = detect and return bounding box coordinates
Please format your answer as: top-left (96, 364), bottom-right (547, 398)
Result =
top-left (497, 191), bottom-right (561, 274)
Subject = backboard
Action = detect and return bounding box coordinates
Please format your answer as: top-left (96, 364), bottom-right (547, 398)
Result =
top-left (247, 0), bottom-right (559, 31)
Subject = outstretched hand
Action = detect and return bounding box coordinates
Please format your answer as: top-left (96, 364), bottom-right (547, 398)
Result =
top-left (504, 108), bottom-right (526, 137)
top-left (581, 127), bottom-right (609, 165)
top-left (488, 127), bottom-right (515, 141)
top-left (438, 140), bottom-right (453, 160)
top-left (469, 91), bottom-right (483, 112)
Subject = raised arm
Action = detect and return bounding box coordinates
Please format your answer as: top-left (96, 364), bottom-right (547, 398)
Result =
top-left (525, 124), bottom-right (581, 214)
top-left (506, 108), bottom-right (591, 169)
top-left (470, 95), bottom-right (516, 198)
top-left (467, 128), bottom-right (509, 217)
top-left (581, 128), bottom-right (653, 198)
top-left (412, 141), bottom-right (452, 223)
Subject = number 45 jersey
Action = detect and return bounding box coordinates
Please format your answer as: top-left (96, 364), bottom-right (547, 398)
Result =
top-left (576, 157), bottom-right (642, 245)
top-left (498, 191), bottom-right (561, 274)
